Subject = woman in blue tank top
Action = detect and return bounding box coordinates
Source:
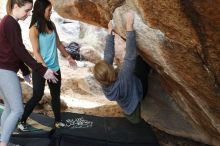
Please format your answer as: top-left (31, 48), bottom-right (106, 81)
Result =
top-left (18, 0), bottom-right (77, 131)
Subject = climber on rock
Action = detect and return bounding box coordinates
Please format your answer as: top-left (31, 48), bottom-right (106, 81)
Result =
top-left (93, 12), bottom-right (151, 124)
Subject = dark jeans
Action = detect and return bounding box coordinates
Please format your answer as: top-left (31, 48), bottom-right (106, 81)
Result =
top-left (125, 103), bottom-right (141, 124)
top-left (134, 55), bottom-right (151, 98)
top-left (21, 70), bottom-right (62, 123)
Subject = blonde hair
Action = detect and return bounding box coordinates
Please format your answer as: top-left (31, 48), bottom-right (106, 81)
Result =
top-left (6, 0), bottom-right (33, 15)
top-left (93, 60), bottom-right (117, 86)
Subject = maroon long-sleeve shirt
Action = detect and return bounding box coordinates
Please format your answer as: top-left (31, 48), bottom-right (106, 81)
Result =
top-left (0, 15), bottom-right (47, 76)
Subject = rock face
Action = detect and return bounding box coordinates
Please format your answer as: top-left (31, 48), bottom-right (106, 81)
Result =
top-left (51, 0), bottom-right (220, 145)
top-left (50, 0), bottom-right (124, 27)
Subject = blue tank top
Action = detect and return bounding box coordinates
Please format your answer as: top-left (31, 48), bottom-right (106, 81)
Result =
top-left (39, 31), bottom-right (60, 72)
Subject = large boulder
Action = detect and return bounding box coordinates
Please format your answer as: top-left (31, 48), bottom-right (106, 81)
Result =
top-left (51, 0), bottom-right (220, 145)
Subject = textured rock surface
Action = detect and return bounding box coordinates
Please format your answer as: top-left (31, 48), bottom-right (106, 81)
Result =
top-left (51, 0), bottom-right (220, 145)
top-left (50, 0), bottom-right (124, 27)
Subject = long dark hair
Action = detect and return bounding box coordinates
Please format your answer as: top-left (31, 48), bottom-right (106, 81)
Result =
top-left (6, 0), bottom-right (33, 15)
top-left (29, 0), bottom-right (54, 33)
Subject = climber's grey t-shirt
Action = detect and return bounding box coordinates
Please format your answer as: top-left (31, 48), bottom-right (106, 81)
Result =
top-left (102, 31), bottom-right (143, 115)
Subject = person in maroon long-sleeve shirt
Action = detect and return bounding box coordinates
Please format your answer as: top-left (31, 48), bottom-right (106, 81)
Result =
top-left (0, 1), bottom-right (58, 146)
